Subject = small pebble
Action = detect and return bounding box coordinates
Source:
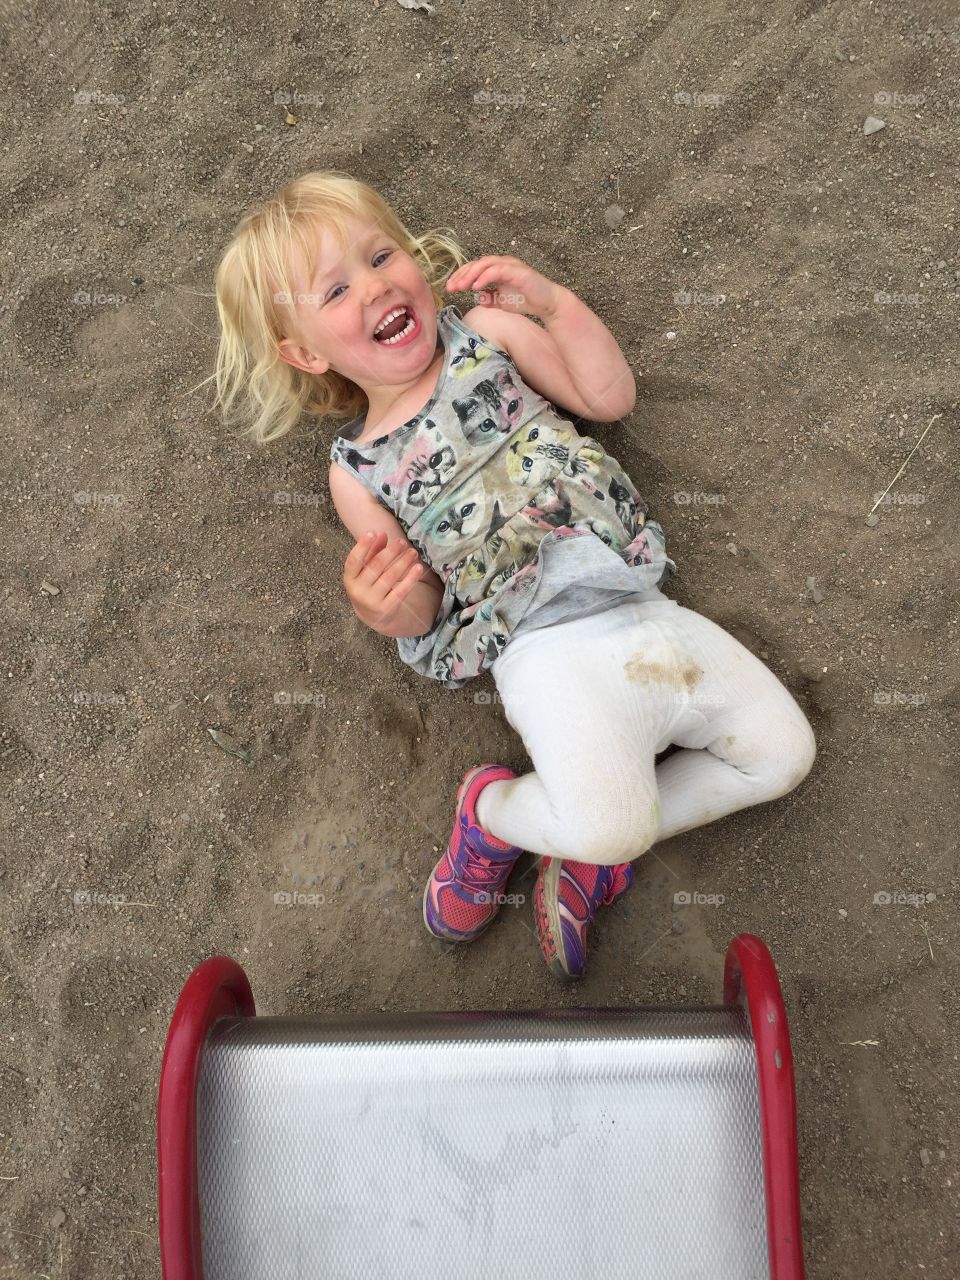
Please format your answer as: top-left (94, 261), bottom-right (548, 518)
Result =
top-left (40, 580), bottom-right (60, 595)
top-left (838, 908), bottom-right (847, 919)
top-left (863, 116), bottom-right (886, 136)
top-left (920, 1148), bottom-right (931, 1167)
top-left (727, 542), bottom-right (738, 555)
top-left (51, 1208), bottom-right (67, 1229)
top-left (665, 331), bottom-right (676, 340)
top-left (865, 513), bottom-right (880, 527)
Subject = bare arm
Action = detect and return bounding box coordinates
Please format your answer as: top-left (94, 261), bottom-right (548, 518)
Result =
top-left (537, 285), bottom-right (636, 421)
top-left (329, 463), bottom-right (445, 638)
top-left (451, 258), bottom-right (636, 421)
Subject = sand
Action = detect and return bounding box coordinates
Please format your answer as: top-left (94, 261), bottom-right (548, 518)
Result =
top-left (1, 0), bottom-right (958, 1275)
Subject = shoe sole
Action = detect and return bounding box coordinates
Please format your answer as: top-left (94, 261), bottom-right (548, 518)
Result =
top-left (421, 763), bottom-right (510, 944)
top-left (534, 855), bottom-right (578, 981)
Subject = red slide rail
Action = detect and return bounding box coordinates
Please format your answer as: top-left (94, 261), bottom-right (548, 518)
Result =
top-left (724, 933), bottom-right (805, 1280)
top-left (157, 956), bottom-right (254, 1280)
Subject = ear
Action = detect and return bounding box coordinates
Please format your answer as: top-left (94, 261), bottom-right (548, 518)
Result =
top-left (276, 337), bottom-right (330, 376)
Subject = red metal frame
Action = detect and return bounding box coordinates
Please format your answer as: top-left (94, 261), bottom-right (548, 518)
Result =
top-left (157, 956), bottom-right (255, 1280)
top-left (724, 933), bottom-right (805, 1280)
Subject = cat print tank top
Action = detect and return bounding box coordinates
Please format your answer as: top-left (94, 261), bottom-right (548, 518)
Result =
top-left (329, 304), bottom-right (677, 689)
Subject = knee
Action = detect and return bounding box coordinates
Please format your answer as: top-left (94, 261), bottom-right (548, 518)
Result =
top-left (762, 712), bottom-right (817, 798)
top-left (547, 792), bottom-right (661, 866)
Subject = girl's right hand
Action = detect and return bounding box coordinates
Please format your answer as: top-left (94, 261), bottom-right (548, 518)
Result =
top-left (343, 531), bottom-right (426, 631)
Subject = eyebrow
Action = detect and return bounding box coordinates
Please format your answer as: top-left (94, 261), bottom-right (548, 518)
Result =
top-left (310, 229), bottom-right (388, 291)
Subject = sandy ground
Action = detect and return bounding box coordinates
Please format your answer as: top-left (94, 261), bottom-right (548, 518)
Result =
top-left (2, 0), bottom-right (959, 1275)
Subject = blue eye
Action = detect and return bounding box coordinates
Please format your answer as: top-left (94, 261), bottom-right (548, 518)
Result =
top-left (326, 251), bottom-right (392, 301)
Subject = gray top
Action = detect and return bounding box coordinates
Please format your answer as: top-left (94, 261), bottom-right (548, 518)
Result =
top-left (330, 305), bottom-right (677, 688)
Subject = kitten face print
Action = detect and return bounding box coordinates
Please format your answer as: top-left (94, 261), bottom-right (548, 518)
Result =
top-left (504, 418), bottom-right (575, 490)
top-left (379, 422), bottom-right (457, 514)
top-left (418, 489), bottom-right (488, 573)
top-left (452, 368), bottom-right (524, 446)
top-left (449, 334), bottom-right (495, 379)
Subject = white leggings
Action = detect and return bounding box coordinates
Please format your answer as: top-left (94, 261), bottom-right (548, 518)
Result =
top-left (475, 594), bottom-right (817, 866)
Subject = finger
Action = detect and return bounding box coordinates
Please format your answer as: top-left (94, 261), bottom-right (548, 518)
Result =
top-left (367, 545), bottom-right (421, 593)
top-left (345, 532), bottom-right (408, 585)
top-left (359, 542), bottom-right (420, 592)
top-left (469, 266), bottom-right (516, 295)
top-left (447, 257), bottom-right (504, 291)
top-left (343, 530), bottom-right (384, 581)
top-left (381, 559), bottom-right (426, 605)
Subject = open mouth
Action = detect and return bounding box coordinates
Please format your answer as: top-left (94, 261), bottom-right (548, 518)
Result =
top-left (372, 307), bottom-right (419, 347)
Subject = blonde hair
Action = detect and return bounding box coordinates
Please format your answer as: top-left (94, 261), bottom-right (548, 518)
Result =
top-left (207, 170), bottom-right (468, 447)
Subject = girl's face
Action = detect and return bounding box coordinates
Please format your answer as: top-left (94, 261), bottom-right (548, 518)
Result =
top-left (276, 213), bottom-right (439, 400)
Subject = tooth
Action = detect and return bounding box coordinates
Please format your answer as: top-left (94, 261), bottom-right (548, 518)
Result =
top-left (375, 309), bottom-right (414, 343)
top-left (374, 307), bottom-right (404, 336)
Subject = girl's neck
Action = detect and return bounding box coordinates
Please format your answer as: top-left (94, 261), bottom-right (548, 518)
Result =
top-left (358, 332), bottom-right (445, 440)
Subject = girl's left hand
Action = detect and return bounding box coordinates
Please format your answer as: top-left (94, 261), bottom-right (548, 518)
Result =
top-left (445, 256), bottom-right (563, 321)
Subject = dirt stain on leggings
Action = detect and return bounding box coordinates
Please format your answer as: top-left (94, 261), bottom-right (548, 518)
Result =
top-left (623, 652), bottom-right (703, 692)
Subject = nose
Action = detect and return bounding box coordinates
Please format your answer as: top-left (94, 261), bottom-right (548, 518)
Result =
top-left (364, 268), bottom-right (392, 308)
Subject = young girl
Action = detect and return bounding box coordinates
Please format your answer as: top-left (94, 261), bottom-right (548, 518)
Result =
top-left (212, 170), bottom-right (817, 981)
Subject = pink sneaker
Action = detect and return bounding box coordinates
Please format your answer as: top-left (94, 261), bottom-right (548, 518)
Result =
top-left (533, 856), bottom-right (634, 979)
top-left (422, 764), bottom-right (525, 942)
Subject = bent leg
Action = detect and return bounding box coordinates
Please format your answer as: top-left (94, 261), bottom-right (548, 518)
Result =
top-left (476, 605), bottom-right (679, 865)
top-left (647, 605), bottom-right (817, 843)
